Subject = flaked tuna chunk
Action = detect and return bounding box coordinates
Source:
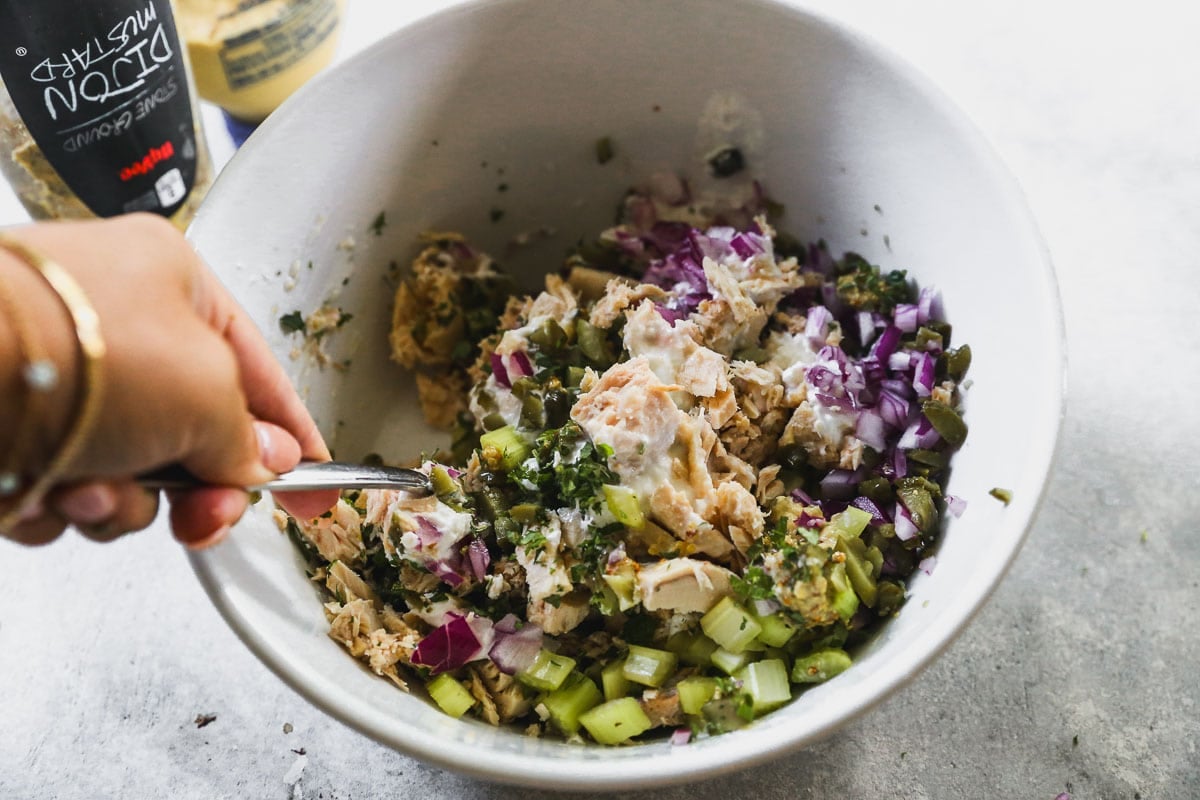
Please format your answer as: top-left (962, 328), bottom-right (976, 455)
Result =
top-left (637, 557), bottom-right (735, 613)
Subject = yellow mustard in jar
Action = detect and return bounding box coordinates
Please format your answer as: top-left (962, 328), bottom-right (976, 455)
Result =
top-left (175, 0), bottom-right (345, 124)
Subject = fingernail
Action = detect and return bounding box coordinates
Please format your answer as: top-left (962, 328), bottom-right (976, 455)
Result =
top-left (254, 421), bottom-right (274, 464)
top-left (185, 525), bottom-right (230, 551)
top-left (58, 484), bottom-right (118, 525)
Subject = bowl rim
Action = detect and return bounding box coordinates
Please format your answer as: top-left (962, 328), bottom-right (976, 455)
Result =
top-left (188, 0), bottom-right (1068, 788)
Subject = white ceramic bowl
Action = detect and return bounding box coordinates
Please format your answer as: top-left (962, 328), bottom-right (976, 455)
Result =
top-left (188, 0), bottom-right (1065, 789)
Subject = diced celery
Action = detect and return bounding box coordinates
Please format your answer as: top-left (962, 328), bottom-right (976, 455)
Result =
top-left (426, 673), bottom-right (476, 719)
top-left (479, 425), bottom-right (531, 470)
top-left (838, 535), bottom-right (878, 608)
top-left (578, 697), bottom-right (654, 745)
top-left (736, 659), bottom-right (792, 715)
top-left (622, 645), bottom-right (677, 688)
top-left (753, 611), bottom-right (799, 648)
top-left (666, 632), bottom-right (719, 666)
top-left (709, 646), bottom-right (752, 675)
top-left (603, 484), bottom-right (645, 529)
top-left (543, 672), bottom-right (603, 734)
top-left (601, 572), bottom-right (639, 611)
top-left (701, 596), bottom-right (763, 653)
top-left (791, 648), bottom-right (853, 684)
top-left (828, 562), bottom-right (860, 622)
top-left (516, 648), bottom-right (577, 692)
top-left (823, 506), bottom-right (872, 540)
top-left (676, 677), bottom-right (718, 715)
top-left (601, 659), bottom-right (632, 701)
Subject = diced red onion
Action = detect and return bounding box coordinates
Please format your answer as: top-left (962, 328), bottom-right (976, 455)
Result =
top-left (870, 325), bottom-right (902, 363)
top-left (880, 377), bottom-right (913, 398)
top-left (428, 560), bottom-right (464, 588)
top-left (857, 311), bottom-right (877, 347)
top-left (468, 538), bottom-right (490, 580)
top-left (607, 544), bottom-right (627, 566)
top-left (493, 613), bottom-right (521, 635)
top-left (820, 469), bottom-right (861, 501)
top-left (912, 352), bottom-right (936, 397)
top-left (488, 621), bottom-right (544, 675)
top-left (655, 304), bottom-right (690, 326)
top-left (946, 495), bottom-right (967, 518)
top-left (894, 303), bottom-right (918, 333)
top-left (850, 495), bottom-right (889, 524)
top-left (445, 466), bottom-right (463, 478)
top-left (797, 508), bottom-right (824, 529)
top-left (855, 409), bottom-right (887, 452)
top-left (509, 351), bottom-right (533, 379)
top-left (669, 728), bottom-right (693, 746)
top-left (917, 286), bottom-right (941, 324)
top-left (898, 416), bottom-right (940, 450)
top-left (894, 504), bottom-right (919, 541)
top-left (412, 614), bottom-right (482, 674)
top-left (877, 388), bottom-right (910, 429)
top-left (730, 232), bottom-right (763, 258)
top-left (888, 351), bottom-right (911, 372)
top-left (805, 305), bottom-right (833, 348)
top-left (415, 517), bottom-right (442, 547)
top-left (791, 487), bottom-right (816, 505)
top-left (490, 353), bottom-right (510, 389)
top-left (918, 556), bottom-right (937, 575)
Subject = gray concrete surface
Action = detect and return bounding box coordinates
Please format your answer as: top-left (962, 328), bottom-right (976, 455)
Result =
top-left (2, 1), bottom-right (1197, 798)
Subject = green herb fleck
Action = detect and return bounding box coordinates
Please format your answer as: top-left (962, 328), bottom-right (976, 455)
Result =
top-left (370, 211), bottom-right (386, 236)
top-left (490, 208), bottom-right (505, 223)
top-left (989, 487), bottom-right (1013, 506)
top-left (595, 136), bottom-right (615, 165)
top-left (278, 311), bottom-right (305, 334)
top-left (707, 146), bottom-right (745, 178)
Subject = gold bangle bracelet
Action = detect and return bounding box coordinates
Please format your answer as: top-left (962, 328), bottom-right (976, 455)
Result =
top-left (0, 233), bottom-right (107, 533)
top-left (0, 265), bottom-right (51, 497)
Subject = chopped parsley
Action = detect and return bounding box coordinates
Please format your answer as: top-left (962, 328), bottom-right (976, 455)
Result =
top-left (278, 310), bottom-right (305, 335)
top-left (370, 211), bottom-right (386, 236)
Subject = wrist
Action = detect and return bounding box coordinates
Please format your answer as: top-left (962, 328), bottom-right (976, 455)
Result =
top-left (0, 237), bottom-right (81, 478)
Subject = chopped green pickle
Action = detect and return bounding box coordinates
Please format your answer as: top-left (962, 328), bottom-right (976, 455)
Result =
top-left (479, 425), bottom-right (531, 470)
top-left (922, 400), bottom-right (968, 448)
top-left (578, 697), bottom-right (653, 745)
top-left (427, 674), bottom-right (476, 718)
top-left (517, 649), bottom-right (577, 692)
top-left (791, 648), bottom-right (853, 684)
top-left (603, 484), bottom-right (645, 528)
top-left (823, 507), bottom-right (872, 540)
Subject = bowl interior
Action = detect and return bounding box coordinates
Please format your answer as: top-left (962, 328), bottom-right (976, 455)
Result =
top-left (188, 0), bottom-right (1064, 789)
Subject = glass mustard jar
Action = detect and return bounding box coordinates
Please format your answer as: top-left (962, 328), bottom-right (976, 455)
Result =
top-left (174, 0), bottom-right (344, 127)
top-left (0, 1), bottom-right (213, 229)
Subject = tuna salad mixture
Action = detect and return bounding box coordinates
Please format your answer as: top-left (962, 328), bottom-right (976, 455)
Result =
top-left (283, 175), bottom-right (971, 745)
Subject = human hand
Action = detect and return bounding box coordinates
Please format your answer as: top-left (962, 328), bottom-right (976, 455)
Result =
top-left (0, 214), bottom-right (338, 547)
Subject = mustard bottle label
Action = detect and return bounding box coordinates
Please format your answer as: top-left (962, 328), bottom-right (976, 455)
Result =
top-left (215, 0), bottom-right (340, 92)
top-left (0, 1), bottom-right (202, 219)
